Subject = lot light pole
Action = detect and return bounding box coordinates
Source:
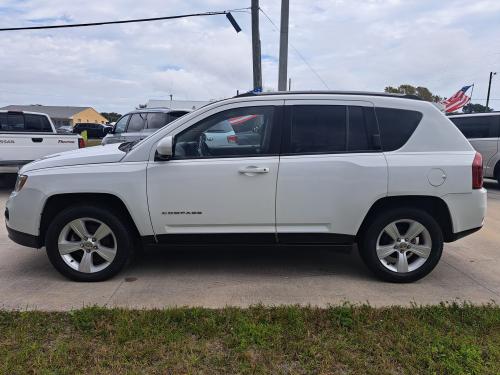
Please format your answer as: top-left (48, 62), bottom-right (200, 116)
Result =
top-left (486, 72), bottom-right (497, 112)
top-left (251, 0), bottom-right (262, 92)
top-left (278, 0), bottom-right (290, 91)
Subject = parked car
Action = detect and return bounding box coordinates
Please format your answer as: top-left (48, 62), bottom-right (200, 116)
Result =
top-left (6, 91), bottom-right (486, 283)
top-left (73, 123), bottom-right (112, 139)
top-left (449, 112), bottom-right (500, 183)
top-left (102, 108), bottom-right (190, 145)
top-left (0, 110), bottom-right (84, 174)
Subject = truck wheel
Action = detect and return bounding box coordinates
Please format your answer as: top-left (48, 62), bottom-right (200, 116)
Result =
top-left (45, 205), bottom-right (134, 282)
top-left (359, 208), bottom-right (443, 283)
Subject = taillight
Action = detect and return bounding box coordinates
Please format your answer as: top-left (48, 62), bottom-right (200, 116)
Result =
top-left (227, 135), bottom-right (238, 143)
top-left (78, 138), bottom-right (85, 148)
top-left (472, 152), bottom-right (483, 189)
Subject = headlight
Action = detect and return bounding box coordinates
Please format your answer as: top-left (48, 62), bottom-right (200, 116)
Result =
top-left (14, 174), bottom-right (28, 192)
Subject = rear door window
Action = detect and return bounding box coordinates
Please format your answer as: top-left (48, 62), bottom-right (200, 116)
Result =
top-left (146, 113), bottom-right (168, 129)
top-left (348, 106), bottom-right (379, 152)
top-left (375, 108), bottom-right (423, 151)
top-left (450, 116), bottom-right (499, 139)
top-left (24, 114), bottom-right (52, 132)
top-left (290, 105), bottom-right (347, 153)
top-left (127, 113), bottom-right (147, 132)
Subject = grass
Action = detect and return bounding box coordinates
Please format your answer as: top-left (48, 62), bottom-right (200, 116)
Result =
top-left (0, 303), bottom-right (498, 374)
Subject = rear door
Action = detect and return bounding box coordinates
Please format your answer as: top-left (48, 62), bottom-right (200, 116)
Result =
top-left (276, 100), bottom-right (387, 244)
top-left (450, 115), bottom-right (499, 177)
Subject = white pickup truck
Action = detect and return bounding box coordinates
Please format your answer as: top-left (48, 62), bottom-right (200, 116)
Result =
top-left (0, 110), bottom-right (84, 173)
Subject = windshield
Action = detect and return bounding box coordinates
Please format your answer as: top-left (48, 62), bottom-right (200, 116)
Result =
top-left (122, 111), bottom-right (191, 152)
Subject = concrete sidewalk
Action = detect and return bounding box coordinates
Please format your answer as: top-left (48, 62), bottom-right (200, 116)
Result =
top-left (0, 180), bottom-right (498, 310)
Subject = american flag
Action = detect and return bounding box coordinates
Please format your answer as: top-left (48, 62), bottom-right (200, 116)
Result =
top-left (441, 85), bottom-right (473, 113)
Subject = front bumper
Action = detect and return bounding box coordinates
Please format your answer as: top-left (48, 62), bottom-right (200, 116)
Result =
top-left (6, 225), bottom-right (42, 248)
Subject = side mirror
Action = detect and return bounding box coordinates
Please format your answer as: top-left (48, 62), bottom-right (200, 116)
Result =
top-left (156, 136), bottom-right (173, 160)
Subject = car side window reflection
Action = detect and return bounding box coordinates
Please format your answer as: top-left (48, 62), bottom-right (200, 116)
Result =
top-left (173, 107), bottom-right (275, 159)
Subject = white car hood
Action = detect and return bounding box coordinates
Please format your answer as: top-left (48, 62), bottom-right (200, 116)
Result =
top-left (20, 143), bottom-right (126, 173)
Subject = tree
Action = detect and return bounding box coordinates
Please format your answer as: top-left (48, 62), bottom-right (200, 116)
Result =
top-left (462, 103), bottom-right (494, 113)
top-left (100, 112), bottom-right (122, 123)
top-left (384, 84), bottom-right (442, 102)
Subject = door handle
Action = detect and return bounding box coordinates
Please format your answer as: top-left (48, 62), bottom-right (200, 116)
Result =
top-left (238, 166), bottom-right (270, 174)
top-left (31, 138), bottom-right (43, 143)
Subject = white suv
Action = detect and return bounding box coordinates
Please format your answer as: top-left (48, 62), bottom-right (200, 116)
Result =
top-left (5, 92), bottom-right (487, 283)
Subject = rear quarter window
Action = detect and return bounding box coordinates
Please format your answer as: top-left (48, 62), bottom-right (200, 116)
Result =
top-left (375, 107), bottom-right (423, 151)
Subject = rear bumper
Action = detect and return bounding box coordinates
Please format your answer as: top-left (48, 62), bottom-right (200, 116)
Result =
top-left (6, 225), bottom-right (42, 248)
top-left (442, 188), bottom-right (487, 240)
top-left (447, 226), bottom-right (482, 242)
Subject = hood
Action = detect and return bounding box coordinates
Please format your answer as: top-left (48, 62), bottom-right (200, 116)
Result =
top-left (21, 143), bottom-right (126, 173)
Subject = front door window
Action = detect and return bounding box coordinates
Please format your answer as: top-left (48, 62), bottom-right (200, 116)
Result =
top-left (174, 106), bottom-right (276, 159)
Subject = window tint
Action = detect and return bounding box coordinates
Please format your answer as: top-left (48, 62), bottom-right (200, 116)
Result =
top-left (290, 105), bottom-right (346, 153)
top-left (127, 113), bottom-right (146, 132)
top-left (0, 113), bottom-right (25, 132)
top-left (24, 114), bottom-right (52, 132)
top-left (450, 116), bottom-right (499, 139)
top-left (376, 108), bottom-right (422, 151)
top-left (147, 113), bottom-right (168, 129)
top-left (348, 106), bottom-right (378, 151)
top-left (0, 113), bottom-right (8, 131)
top-left (169, 111), bottom-right (188, 120)
top-left (174, 106), bottom-right (275, 159)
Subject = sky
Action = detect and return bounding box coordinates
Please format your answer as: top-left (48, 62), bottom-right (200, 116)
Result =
top-left (0, 0), bottom-right (499, 113)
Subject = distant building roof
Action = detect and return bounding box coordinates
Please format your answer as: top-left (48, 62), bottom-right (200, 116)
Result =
top-left (0, 105), bottom-right (90, 118)
top-left (146, 99), bottom-right (210, 111)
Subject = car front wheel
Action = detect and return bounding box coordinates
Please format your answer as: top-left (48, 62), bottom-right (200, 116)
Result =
top-left (45, 205), bottom-right (134, 281)
top-left (359, 208), bottom-right (443, 283)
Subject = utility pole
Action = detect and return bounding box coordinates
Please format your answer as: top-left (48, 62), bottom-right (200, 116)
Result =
top-left (486, 71), bottom-right (497, 112)
top-left (251, 0), bottom-right (262, 92)
top-left (278, 0), bottom-right (290, 91)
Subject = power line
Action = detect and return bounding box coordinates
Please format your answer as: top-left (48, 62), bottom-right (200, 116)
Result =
top-left (0, 8), bottom-right (250, 32)
top-left (259, 7), bottom-right (330, 90)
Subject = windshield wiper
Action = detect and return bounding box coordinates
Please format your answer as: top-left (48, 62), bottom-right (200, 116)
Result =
top-left (118, 140), bottom-right (139, 152)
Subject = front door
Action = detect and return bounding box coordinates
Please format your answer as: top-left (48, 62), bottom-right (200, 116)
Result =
top-left (147, 102), bottom-right (283, 243)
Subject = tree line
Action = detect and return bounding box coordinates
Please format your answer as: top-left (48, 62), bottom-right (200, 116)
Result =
top-left (384, 84), bottom-right (493, 113)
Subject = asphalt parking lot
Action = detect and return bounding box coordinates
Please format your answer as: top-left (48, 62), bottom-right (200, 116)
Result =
top-left (0, 177), bottom-right (499, 310)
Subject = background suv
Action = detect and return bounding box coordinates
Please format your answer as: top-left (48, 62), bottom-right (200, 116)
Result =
top-left (449, 112), bottom-right (500, 183)
top-left (6, 92), bottom-right (486, 283)
top-left (102, 108), bottom-right (190, 145)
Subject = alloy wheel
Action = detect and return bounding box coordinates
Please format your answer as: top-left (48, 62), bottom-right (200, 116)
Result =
top-left (376, 219), bottom-right (432, 273)
top-left (57, 217), bottom-right (117, 273)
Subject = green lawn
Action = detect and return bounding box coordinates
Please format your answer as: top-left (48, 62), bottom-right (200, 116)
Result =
top-left (1, 303), bottom-right (498, 374)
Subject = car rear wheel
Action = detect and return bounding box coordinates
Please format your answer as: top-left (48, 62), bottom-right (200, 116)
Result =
top-left (359, 208), bottom-right (443, 283)
top-left (45, 205), bottom-right (134, 281)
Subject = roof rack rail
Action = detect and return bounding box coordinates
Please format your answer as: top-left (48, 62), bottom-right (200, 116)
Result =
top-left (233, 90), bottom-right (423, 100)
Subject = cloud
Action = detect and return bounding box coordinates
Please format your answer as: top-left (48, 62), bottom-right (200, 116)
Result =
top-left (0, 0), bottom-right (498, 113)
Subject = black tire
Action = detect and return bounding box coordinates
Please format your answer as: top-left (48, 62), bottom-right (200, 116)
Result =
top-left (45, 204), bottom-right (134, 282)
top-left (359, 207), bottom-right (443, 283)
